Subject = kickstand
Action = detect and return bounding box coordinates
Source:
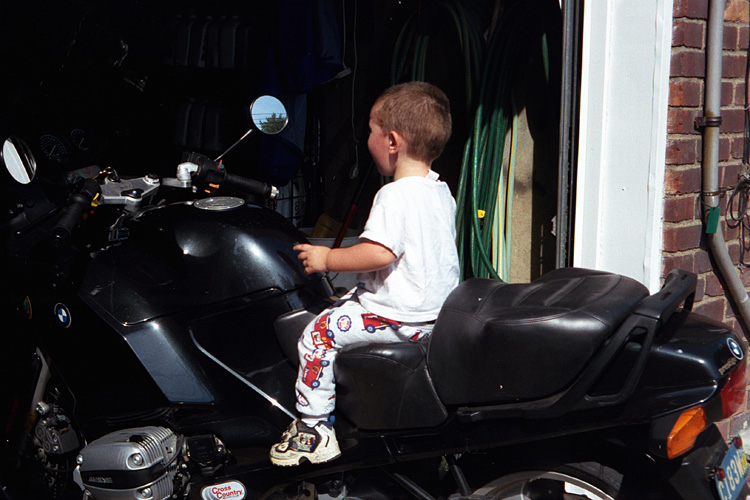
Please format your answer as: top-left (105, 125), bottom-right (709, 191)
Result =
top-left (385, 470), bottom-right (437, 500)
top-left (446, 455), bottom-right (472, 497)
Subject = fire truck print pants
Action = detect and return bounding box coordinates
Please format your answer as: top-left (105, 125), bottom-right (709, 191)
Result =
top-left (295, 289), bottom-right (433, 418)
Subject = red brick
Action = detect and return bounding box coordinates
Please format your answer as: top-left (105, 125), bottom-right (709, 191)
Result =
top-left (671, 51), bottom-right (706, 77)
top-left (725, 0), bottom-right (750, 23)
top-left (668, 108), bottom-right (701, 134)
top-left (674, 20), bottom-right (705, 48)
top-left (705, 273), bottom-right (726, 296)
top-left (694, 296), bottom-right (726, 320)
top-left (664, 195), bottom-right (697, 222)
top-left (665, 166), bottom-right (702, 193)
top-left (663, 223), bottom-right (704, 251)
top-left (724, 25), bottom-right (739, 50)
top-left (719, 163), bottom-right (742, 189)
top-left (666, 138), bottom-right (699, 165)
top-left (723, 54), bottom-right (747, 78)
top-left (720, 137), bottom-right (732, 161)
top-left (725, 221), bottom-right (741, 241)
top-left (669, 80), bottom-right (703, 106)
top-left (720, 108), bottom-right (746, 133)
top-left (673, 0), bottom-right (708, 19)
top-left (694, 274), bottom-right (706, 302)
top-left (725, 317), bottom-right (742, 334)
top-left (726, 240), bottom-right (747, 265)
top-left (695, 249), bottom-right (713, 273)
top-left (662, 252), bottom-right (694, 275)
top-left (730, 137), bottom-right (745, 159)
top-left (740, 25), bottom-right (749, 50)
top-left (721, 80), bottom-right (745, 107)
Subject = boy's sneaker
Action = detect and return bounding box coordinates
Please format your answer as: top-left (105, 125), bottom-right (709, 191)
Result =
top-left (269, 418), bottom-right (341, 466)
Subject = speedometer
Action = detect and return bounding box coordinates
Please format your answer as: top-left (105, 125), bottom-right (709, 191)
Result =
top-left (39, 134), bottom-right (70, 163)
top-left (70, 128), bottom-right (91, 151)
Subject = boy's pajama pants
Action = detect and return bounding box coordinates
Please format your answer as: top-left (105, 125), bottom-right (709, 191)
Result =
top-left (295, 290), bottom-right (433, 418)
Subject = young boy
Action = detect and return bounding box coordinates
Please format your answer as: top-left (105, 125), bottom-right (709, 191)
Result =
top-left (270, 81), bottom-right (459, 466)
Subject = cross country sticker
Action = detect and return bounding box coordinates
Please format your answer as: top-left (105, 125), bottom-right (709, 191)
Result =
top-left (201, 481), bottom-right (246, 500)
top-left (727, 338), bottom-right (744, 360)
top-left (54, 303), bottom-right (72, 328)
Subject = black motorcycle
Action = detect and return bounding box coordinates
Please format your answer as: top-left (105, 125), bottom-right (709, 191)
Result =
top-left (0, 96), bottom-right (748, 500)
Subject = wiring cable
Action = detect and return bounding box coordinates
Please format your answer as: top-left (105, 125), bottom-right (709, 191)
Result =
top-left (726, 20), bottom-right (750, 267)
top-left (727, 173), bottom-right (750, 267)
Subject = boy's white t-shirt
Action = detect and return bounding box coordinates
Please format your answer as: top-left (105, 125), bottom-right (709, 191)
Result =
top-left (356, 170), bottom-right (459, 322)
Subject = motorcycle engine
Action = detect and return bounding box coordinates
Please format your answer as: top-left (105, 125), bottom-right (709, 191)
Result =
top-left (73, 426), bottom-right (188, 500)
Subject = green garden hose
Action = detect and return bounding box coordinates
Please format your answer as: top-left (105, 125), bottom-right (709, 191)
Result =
top-left (389, 0), bottom-right (557, 281)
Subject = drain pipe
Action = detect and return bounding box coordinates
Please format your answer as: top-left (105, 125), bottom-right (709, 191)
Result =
top-left (701, 0), bottom-right (750, 334)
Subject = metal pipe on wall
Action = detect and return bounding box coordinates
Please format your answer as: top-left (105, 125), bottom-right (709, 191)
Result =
top-left (702, 0), bottom-right (750, 334)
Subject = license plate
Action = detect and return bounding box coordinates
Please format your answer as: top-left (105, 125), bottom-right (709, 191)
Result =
top-left (715, 438), bottom-right (750, 500)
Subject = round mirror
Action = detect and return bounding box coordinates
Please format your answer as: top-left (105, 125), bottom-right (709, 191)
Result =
top-left (249, 96), bottom-right (288, 135)
top-left (1, 136), bottom-right (36, 184)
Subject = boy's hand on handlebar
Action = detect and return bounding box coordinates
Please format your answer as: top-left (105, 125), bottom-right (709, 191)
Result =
top-left (294, 243), bottom-right (331, 274)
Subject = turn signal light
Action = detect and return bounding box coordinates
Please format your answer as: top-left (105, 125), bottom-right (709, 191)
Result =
top-left (667, 407), bottom-right (707, 459)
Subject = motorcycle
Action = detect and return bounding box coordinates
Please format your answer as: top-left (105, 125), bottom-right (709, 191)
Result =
top-left (0, 95), bottom-right (749, 500)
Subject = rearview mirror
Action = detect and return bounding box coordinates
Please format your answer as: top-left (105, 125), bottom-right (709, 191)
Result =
top-left (214, 95), bottom-right (289, 162)
top-left (2, 136), bottom-right (36, 184)
top-left (249, 95), bottom-right (288, 135)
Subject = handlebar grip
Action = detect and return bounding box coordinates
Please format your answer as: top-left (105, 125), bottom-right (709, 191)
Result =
top-left (222, 173), bottom-right (277, 199)
top-left (51, 179), bottom-right (100, 247)
top-left (51, 195), bottom-right (91, 247)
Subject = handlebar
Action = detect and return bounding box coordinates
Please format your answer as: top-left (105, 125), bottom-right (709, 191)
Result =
top-left (184, 152), bottom-right (278, 200)
top-left (222, 173), bottom-right (278, 200)
top-left (51, 179), bottom-right (100, 247)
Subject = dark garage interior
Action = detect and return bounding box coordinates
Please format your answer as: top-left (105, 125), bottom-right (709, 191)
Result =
top-left (0, 0), bottom-right (563, 283)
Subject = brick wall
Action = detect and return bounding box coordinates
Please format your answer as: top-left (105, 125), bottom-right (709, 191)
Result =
top-left (666, 0), bottom-right (750, 438)
top-left (666, 0), bottom-right (749, 335)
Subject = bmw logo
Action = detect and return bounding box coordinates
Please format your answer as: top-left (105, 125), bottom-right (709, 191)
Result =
top-left (54, 303), bottom-right (72, 328)
top-left (727, 338), bottom-right (744, 360)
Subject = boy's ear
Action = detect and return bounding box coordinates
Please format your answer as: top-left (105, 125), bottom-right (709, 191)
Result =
top-left (389, 130), bottom-right (404, 153)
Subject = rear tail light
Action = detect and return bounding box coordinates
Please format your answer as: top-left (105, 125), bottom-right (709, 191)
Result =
top-left (667, 406), bottom-right (708, 459)
top-left (721, 360), bottom-right (748, 419)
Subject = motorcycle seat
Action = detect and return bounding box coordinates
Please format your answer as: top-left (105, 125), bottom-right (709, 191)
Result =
top-left (335, 341), bottom-right (447, 430)
top-left (428, 268), bottom-right (650, 405)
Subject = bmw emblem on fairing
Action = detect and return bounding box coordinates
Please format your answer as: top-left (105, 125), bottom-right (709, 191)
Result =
top-left (728, 338), bottom-right (744, 360)
top-left (54, 303), bottom-right (72, 328)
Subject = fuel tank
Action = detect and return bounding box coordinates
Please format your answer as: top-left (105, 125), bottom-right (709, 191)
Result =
top-left (79, 197), bottom-right (316, 325)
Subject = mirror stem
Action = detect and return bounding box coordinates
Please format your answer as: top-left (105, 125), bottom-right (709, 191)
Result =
top-left (214, 129), bottom-right (254, 162)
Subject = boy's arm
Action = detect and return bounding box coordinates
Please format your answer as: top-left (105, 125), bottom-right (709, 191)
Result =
top-left (294, 240), bottom-right (396, 275)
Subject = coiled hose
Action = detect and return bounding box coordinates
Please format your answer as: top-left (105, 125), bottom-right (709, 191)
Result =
top-left (455, 0), bottom-right (557, 281)
top-left (391, 0), bottom-right (557, 281)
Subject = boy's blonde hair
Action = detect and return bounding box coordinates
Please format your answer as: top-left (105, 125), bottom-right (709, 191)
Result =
top-left (371, 82), bottom-right (452, 163)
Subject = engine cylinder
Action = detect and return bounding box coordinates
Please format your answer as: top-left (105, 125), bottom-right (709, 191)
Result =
top-left (73, 426), bottom-right (186, 500)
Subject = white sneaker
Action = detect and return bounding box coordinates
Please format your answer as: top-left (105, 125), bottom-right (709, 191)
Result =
top-left (269, 419), bottom-right (341, 466)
